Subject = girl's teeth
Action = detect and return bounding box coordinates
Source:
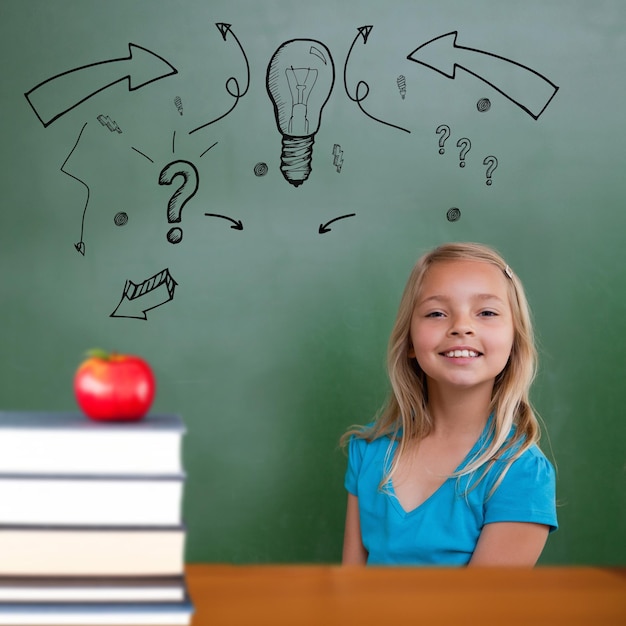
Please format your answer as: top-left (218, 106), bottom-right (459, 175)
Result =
top-left (446, 350), bottom-right (478, 357)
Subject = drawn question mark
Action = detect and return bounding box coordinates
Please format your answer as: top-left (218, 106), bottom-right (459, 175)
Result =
top-left (435, 124), bottom-right (451, 154)
top-left (158, 160), bottom-right (199, 244)
top-left (456, 138), bottom-right (471, 168)
top-left (483, 156), bottom-right (498, 185)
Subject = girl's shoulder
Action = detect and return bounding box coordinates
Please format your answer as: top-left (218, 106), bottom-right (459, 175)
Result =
top-left (466, 418), bottom-right (555, 487)
top-left (345, 424), bottom-right (398, 493)
top-left (489, 439), bottom-right (556, 492)
top-left (512, 442), bottom-right (555, 473)
top-left (495, 425), bottom-right (552, 466)
top-left (347, 423), bottom-right (398, 459)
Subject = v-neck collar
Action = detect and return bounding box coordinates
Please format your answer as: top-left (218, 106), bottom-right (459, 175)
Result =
top-left (386, 415), bottom-right (494, 518)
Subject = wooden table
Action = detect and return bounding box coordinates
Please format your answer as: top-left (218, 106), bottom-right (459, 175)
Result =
top-left (186, 564), bottom-right (625, 625)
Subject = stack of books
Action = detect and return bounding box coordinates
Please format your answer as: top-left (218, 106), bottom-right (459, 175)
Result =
top-left (0, 411), bottom-right (193, 625)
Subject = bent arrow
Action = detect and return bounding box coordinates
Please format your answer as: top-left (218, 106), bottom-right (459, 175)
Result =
top-left (407, 31), bottom-right (558, 120)
top-left (110, 268), bottom-right (177, 320)
top-left (204, 213), bottom-right (244, 230)
top-left (25, 43), bottom-right (177, 127)
top-left (319, 213), bottom-right (356, 234)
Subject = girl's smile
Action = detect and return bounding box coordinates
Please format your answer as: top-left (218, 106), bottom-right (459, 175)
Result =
top-left (409, 260), bottom-right (514, 394)
top-left (441, 349), bottom-right (481, 357)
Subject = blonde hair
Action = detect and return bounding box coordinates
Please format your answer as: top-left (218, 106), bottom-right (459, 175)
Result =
top-left (342, 242), bottom-right (541, 494)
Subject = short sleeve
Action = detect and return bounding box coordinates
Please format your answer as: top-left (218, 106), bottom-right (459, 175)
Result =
top-left (344, 435), bottom-right (366, 496)
top-left (483, 446), bottom-right (558, 531)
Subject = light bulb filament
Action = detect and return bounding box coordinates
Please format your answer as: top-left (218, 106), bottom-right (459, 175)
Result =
top-left (286, 67), bottom-right (318, 135)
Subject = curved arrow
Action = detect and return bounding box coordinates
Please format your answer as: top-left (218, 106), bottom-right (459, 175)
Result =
top-left (343, 26), bottom-right (410, 134)
top-left (319, 213), bottom-right (356, 234)
top-left (25, 43), bottom-right (177, 127)
top-left (407, 31), bottom-right (558, 120)
top-left (189, 23), bottom-right (250, 135)
top-left (204, 213), bottom-right (244, 230)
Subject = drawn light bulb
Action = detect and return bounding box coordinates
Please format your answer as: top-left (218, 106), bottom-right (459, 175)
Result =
top-left (267, 39), bottom-right (335, 187)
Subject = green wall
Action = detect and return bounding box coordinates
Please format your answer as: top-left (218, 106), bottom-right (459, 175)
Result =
top-left (1, 0), bottom-right (624, 564)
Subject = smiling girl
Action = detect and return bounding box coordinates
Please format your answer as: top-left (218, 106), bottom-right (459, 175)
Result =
top-left (341, 242), bottom-right (557, 566)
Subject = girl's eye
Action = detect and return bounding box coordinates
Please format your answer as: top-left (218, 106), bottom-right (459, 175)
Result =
top-left (426, 311), bottom-right (445, 318)
top-left (479, 310), bottom-right (498, 317)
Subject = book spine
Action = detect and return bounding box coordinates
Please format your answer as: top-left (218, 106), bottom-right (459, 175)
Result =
top-left (0, 527), bottom-right (187, 576)
top-left (0, 475), bottom-right (184, 526)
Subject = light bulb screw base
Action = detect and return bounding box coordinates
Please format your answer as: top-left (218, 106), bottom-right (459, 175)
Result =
top-left (280, 135), bottom-right (314, 187)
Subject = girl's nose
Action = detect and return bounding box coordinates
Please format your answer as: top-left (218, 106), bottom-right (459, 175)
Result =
top-left (449, 316), bottom-right (474, 336)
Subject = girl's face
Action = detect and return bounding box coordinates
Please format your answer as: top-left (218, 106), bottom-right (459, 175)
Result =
top-left (409, 260), bottom-right (515, 395)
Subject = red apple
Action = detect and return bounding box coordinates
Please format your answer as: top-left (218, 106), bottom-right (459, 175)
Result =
top-left (74, 349), bottom-right (156, 421)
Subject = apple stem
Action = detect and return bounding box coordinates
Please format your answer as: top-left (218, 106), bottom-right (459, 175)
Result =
top-left (85, 348), bottom-right (113, 360)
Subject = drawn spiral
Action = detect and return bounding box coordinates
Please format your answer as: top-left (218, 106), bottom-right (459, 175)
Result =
top-left (446, 208), bottom-right (461, 222)
top-left (254, 162), bottom-right (268, 177)
top-left (114, 212), bottom-right (128, 226)
top-left (477, 98), bottom-right (491, 112)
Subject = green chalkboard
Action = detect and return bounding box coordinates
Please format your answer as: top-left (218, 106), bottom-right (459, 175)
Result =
top-left (1, 0), bottom-right (624, 565)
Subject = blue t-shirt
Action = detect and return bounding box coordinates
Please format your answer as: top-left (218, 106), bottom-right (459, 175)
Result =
top-left (344, 422), bottom-right (558, 566)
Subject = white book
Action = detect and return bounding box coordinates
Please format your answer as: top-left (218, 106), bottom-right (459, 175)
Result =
top-left (0, 474), bottom-right (184, 526)
top-left (0, 526), bottom-right (185, 576)
top-left (0, 598), bottom-right (193, 625)
top-left (0, 413), bottom-right (185, 475)
top-left (0, 576), bottom-right (185, 602)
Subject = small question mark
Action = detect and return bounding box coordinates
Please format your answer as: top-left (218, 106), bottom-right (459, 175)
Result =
top-left (456, 138), bottom-right (471, 168)
top-left (158, 160), bottom-right (199, 244)
top-left (483, 156), bottom-right (498, 185)
top-left (435, 124), bottom-right (451, 154)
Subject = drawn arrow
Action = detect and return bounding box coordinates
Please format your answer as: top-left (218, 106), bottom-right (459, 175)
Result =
top-left (204, 213), bottom-right (244, 230)
top-left (25, 43), bottom-right (177, 127)
top-left (59, 122), bottom-right (90, 255)
top-left (407, 31), bottom-right (558, 120)
top-left (188, 23), bottom-right (250, 135)
top-left (319, 213), bottom-right (356, 234)
top-left (343, 26), bottom-right (410, 134)
top-left (110, 268), bottom-right (177, 320)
